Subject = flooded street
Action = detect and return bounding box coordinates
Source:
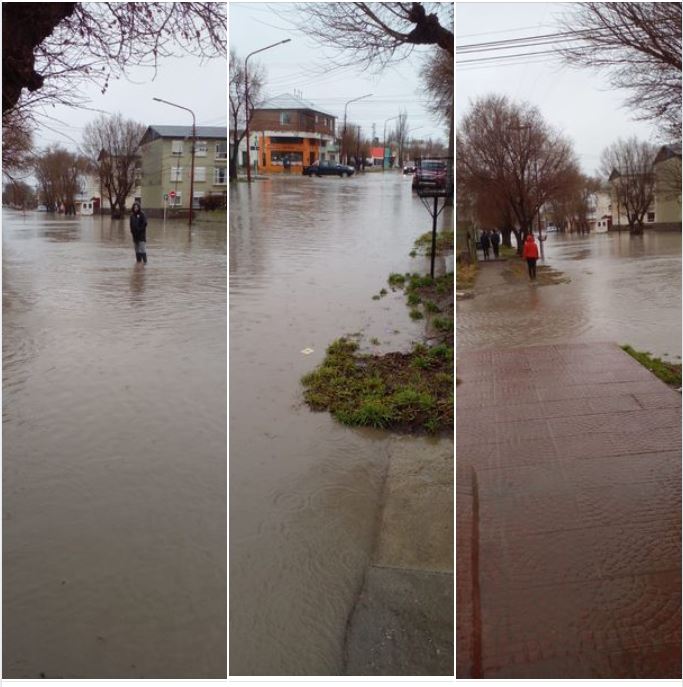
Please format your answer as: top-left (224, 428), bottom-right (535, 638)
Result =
top-left (229, 173), bottom-right (453, 675)
top-left (3, 209), bottom-right (226, 678)
top-left (458, 231), bottom-right (682, 358)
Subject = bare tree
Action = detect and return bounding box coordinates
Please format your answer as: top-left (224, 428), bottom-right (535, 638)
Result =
top-left (2, 108), bottom-right (33, 176)
top-left (3, 3), bottom-right (226, 116)
top-left (392, 109), bottom-right (409, 168)
top-left (34, 145), bottom-right (89, 213)
top-left (654, 145), bottom-right (682, 205)
top-left (3, 180), bottom-right (37, 210)
top-left (560, 3), bottom-right (682, 139)
top-left (82, 114), bottom-right (145, 218)
top-left (601, 137), bottom-right (658, 235)
top-left (229, 50), bottom-right (265, 180)
top-left (422, 46), bottom-right (454, 187)
top-left (458, 94), bottom-right (579, 252)
top-left (286, 3), bottom-right (453, 70)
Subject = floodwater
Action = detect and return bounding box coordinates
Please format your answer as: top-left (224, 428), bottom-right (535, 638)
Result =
top-left (229, 173), bottom-right (453, 675)
top-left (2, 209), bottom-right (226, 678)
top-left (458, 231), bottom-right (682, 359)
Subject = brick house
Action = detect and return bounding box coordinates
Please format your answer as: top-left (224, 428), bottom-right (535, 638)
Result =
top-left (249, 94), bottom-right (337, 174)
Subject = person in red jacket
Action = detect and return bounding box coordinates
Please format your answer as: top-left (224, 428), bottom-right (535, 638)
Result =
top-left (522, 233), bottom-right (539, 280)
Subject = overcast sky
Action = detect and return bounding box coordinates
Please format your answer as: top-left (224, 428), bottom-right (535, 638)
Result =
top-left (229, 2), bottom-right (452, 144)
top-left (32, 53), bottom-right (227, 153)
top-left (456, 2), bottom-right (659, 176)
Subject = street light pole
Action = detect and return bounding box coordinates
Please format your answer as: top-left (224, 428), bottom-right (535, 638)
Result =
top-left (342, 93), bottom-right (372, 165)
top-left (245, 39), bottom-right (292, 183)
top-left (383, 115), bottom-right (399, 171)
top-left (153, 97), bottom-right (196, 228)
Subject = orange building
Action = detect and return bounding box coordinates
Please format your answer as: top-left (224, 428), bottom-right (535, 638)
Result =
top-left (249, 94), bottom-right (337, 174)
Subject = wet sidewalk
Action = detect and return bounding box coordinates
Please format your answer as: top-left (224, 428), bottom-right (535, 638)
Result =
top-left (344, 439), bottom-right (454, 675)
top-left (456, 342), bottom-right (681, 679)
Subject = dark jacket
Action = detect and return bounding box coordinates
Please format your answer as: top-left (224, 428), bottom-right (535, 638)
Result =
top-left (130, 210), bottom-right (147, 243)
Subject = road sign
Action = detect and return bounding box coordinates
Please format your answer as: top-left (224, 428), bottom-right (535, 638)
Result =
top-left (169, 190), bottom-right (176, 199)
top-left (163, 194), bottom-right (168, 201)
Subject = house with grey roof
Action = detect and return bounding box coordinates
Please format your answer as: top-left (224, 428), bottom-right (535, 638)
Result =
top-left (138, 124), bottom-right (227, 213)
top-left (248, 93), bottom-right (337, 174)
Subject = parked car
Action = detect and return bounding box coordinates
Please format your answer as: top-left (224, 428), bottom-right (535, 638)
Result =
top-left (303, 160), bottom-right (355, 177)
top-left (403, 163), bottom-right (416, 174)
top-left (412, 159), bottom-right (447, 190)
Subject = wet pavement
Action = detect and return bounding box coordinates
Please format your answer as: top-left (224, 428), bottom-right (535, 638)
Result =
top-left (458, 231), bottom-right (681, 359)
top-left (456, 342), bottom-right (681, 678)
top-left (3, 209), bottom-right (226, 678)
top-left (229, 172), bottom-right (453, 675)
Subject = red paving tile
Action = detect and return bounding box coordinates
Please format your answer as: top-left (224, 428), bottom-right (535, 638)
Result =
top-left (456, 342), bottom-right (682, 679)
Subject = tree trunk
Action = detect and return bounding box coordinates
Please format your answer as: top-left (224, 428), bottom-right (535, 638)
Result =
top-left (501, 226), bottom-right (512, 248)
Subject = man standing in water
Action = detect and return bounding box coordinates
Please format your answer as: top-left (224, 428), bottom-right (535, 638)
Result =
top-left (522, 233), bottom-right (539, 280)
top-left (130, 202), bottom-right (148, 264)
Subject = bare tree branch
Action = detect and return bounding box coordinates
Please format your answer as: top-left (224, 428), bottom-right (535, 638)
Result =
top-left (559, 3), bottom-right (682, 139)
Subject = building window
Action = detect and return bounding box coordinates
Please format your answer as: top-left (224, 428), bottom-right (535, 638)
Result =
top-left (215, 142), bottom-right (227, 160)
top-left (171, 140), bottom-right (184, 155)
top-left (195, 141), bottom-right (207, 157)
top-left (270, 151), bottom-right (303, 164)
top-left (280, 112), bottom-right (291, 125)
top-left (170, 166), bottom-right (183, 182)
top-left (192, 192), bottom-right (205, 209)
top-left (194, 166), bottom-right (206, 182)
top-left (647, 211), bottom-right (655, 223)
top-left (214, 167), bottom-right (227, 184)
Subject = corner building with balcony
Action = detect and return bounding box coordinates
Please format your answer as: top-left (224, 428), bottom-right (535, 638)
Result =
top-left (138, 125), bottom-right (227, 214)
top-left (249, 94), bottom-right (337, 174)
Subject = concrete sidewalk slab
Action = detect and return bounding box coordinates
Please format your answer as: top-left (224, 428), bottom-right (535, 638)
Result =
top-left (344, 566), bottom-right (453, 676)
top-left (456, 342), bottom-right (681, 679)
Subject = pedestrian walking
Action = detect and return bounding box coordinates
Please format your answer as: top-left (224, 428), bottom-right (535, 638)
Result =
top-left (490, 229), bottom-right (501, 258)
top-left (480, 230), bottom-right (491, 260)
top-left (130, 202), bottom-right (148, 265)
top-left (522, 233), bottom-right (539, 280)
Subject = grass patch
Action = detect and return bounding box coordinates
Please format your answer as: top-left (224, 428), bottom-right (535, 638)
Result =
top-left (456, 262), bottom-right (478, 290)
top-left (621, 345), bottom-right (682, 387)
top-left (409, 307), bottom-right (424, 320)
top-left (302, 337), bottom-right (454, 433)
top-left (413, 229), bottom-right (454, 255)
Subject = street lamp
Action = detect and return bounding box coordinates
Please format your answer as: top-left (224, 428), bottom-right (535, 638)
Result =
top-left (245, 39), bottom-right (291, 183)
top-left (153, 97), bottom-right (196, 228)
top-left (383, 115), bottom-right (399, 171)
top-left (342, 94), bottom-right (372, 165)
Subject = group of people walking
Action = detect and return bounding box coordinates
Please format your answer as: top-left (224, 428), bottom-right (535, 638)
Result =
top-left (479, 229), bottom-right (541, 281)
top-left (479, 229), bottom-right (501, 259)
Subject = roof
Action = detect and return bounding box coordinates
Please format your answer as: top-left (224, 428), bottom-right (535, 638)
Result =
top-left (256, 93), bottom-right (335, 118)
top-left (654, 142), bottom-right (682, 164)
top-left (141, 125), bottom-right (227, 142)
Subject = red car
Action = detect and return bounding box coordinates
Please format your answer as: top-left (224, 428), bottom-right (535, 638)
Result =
top-left (412, 160), bottom-right (447, 190)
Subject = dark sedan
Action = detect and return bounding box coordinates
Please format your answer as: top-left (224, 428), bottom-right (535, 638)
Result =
top-left (303, 160), bottom-right (355, 177)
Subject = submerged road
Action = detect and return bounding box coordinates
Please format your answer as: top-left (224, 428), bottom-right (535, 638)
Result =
top-left (456, 342), bottom-right (681, 678)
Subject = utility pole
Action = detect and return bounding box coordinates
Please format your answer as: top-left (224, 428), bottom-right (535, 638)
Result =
top-left (341, 94), bottom-right (372, 165)
top-left (245, 39), bottom-right (291, 183)
top-left (153, 97), bottom-right (197, 228)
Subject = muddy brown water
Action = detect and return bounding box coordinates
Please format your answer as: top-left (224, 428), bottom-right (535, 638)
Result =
top-left (229, 173), bottom-right (453, 675)
top-left (2, 209), bottom-right (226, 678)
top-left (458, 231), bottom-right (682, 359)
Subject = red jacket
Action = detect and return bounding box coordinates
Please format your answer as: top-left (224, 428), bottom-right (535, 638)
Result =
top-left (522, 236), bottom-right (539, 259)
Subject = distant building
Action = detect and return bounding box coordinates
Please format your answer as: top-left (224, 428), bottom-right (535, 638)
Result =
top-left (607, 142), bottom-right (681, 231)
top-left (653, 143), bottom-right (682, 228)
top-left (588, 191), bottom-right (612, 232)
top-left (138, 125), bottom-right (227, 213)
top-left (249, 94), bottom-right (337, 174)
